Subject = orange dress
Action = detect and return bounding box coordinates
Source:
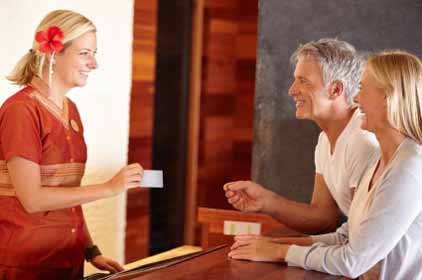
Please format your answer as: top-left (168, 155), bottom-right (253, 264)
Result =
top-left (0, 77), bottom-right (88, 280)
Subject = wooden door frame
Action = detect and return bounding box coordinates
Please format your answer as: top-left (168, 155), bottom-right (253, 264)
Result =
top-left (184, 0), bottom-right (205, 245)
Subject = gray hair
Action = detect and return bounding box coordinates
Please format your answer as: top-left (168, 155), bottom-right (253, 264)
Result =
top-left (290, 38), bottom-right (365, 106)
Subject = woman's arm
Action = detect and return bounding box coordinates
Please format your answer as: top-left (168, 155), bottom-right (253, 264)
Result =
top-left (228, 226), bottom-right (347, 262)
top-left (83, 215), bottom-right (124, 273)
top-left (7, 156), bottom-right (143, 213)
top-left (269, 236), bottom-right (313, 246)
top-left (309, 222), bottom-right (349, 245)
top-left (285, 168), bottom-right (422, 278)
top-left (271, 222), bottom-right (349, 246)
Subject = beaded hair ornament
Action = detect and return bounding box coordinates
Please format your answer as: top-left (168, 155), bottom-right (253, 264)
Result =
top-left (35, 26), bottom-right (64, 89)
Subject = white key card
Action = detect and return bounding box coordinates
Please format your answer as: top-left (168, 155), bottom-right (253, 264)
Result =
top-left (140, 170), bottom-right (163, 188)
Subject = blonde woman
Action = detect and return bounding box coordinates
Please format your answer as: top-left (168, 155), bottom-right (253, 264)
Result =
top-left (0, 10), bottom-right (143, 280)
top-left (229, 51), bottom-right (422, 279)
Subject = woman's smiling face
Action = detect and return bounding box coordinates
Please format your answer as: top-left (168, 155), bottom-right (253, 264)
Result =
top-left (54, 31), bottom-right (98, 89)
top-left (354, 66), bottom-right (388, 133)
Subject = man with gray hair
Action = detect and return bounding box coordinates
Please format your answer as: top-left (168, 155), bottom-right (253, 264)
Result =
top-left (224, 38), bottom-right (378, 236)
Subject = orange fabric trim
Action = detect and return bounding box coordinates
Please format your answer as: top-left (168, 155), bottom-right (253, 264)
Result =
top-left (28, 77), bottom-right (70, 129)
top-left (0, 185), bottom-right (15, 196)
top-left (0, 162), bottom-right (11, 186)
top-left (29, 92), bottom-right (69, 129)
top-left (40, 162), bottom-right (85, 186)
top-left (0, 161), bottom-right (85, 196)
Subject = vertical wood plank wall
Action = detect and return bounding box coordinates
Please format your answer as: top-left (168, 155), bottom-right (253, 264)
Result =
top-left (126, 0), bottom-right (157, 263)
top-left (126, 0), bottom-right (257, 260)
top-left (197, 0), bottom-right (258, 209)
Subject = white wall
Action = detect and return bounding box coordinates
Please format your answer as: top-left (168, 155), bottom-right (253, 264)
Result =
top-left (0, 0), bottom-right (134, 275)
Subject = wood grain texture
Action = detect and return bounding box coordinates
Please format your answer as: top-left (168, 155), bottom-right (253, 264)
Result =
top-left (117, 246), bottom-right (345, 280)
top-left (197, 0), bottom-right (258, 211)
top-left (126, 0), bottom-right (258, 257)
top-left (185, 0), bottom-right (206, 244)
top-left (126, 0), bottom-right (157, 263)
top-left (197, 207), bottom-right (285, 248)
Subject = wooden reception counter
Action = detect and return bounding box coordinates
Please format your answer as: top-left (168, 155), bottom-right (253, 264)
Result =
top-left (90, 244), bottom-right (347, 280)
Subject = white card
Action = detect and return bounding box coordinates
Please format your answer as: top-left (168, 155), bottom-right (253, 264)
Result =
top-left (140, 170), bottom-right (164, 188)
top-left (223, 220), bottom-right (261, 235)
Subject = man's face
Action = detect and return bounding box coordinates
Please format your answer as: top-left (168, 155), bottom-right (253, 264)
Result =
top-left (288, 56), bottom-right (330, 122)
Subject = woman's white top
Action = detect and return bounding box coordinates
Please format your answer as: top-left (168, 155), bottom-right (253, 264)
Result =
top-left (286, 138), bottom-right (422, 279)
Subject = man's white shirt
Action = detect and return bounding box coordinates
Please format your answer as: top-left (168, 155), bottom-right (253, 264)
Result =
top-left (314, 108), bottom-right (379, 215)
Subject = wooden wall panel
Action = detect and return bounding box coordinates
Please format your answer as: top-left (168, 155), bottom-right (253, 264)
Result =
top-left (126, 0), bottom-right (257, 253)
top-left (197, 0), bottom-right (258, 210)
top-left (126, 0), bottom-right (157, 263)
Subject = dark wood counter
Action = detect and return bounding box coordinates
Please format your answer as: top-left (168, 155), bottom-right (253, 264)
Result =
top-left (109, 245), bottom-right (345, 280)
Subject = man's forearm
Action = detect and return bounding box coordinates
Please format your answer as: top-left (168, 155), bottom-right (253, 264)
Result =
top-left (263, 192), bottom-right (338, 234)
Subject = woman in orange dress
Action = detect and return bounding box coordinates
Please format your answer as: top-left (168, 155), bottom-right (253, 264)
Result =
top-left (0, 10), bottom-right (143, 280)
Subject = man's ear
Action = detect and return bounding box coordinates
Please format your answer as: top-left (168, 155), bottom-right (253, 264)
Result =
top-left (328, 80), bottom-right (344, 100)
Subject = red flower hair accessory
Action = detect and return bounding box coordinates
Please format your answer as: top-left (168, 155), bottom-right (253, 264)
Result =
top-left (35, 26), bottom-right (64, 53)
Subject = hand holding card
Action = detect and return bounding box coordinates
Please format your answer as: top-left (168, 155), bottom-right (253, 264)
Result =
top-left (140, 170), bottom-right (164, 188)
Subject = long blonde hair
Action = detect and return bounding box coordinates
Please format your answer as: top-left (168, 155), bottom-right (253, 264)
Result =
top-left (7, 10), bottom-right (96, 86)
top-left (368, 51), bottom-right (422, 144)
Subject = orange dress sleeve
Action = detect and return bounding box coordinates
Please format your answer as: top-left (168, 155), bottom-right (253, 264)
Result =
top-left (0, 102), bottom-right (42, 163)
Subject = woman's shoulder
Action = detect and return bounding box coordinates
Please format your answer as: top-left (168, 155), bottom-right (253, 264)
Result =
top-left (65, 96), bottom-right (77, 109)
top-left (1, 86), bottom-right (38, 111)
top-left (397, 138), bottom-right (422, 159)
top-left (390, 139), bottom-right (422, 182)
top-left (65, 97), bottom-right (82, 116)
top-left (402, 139), bottom-right (422, 161)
